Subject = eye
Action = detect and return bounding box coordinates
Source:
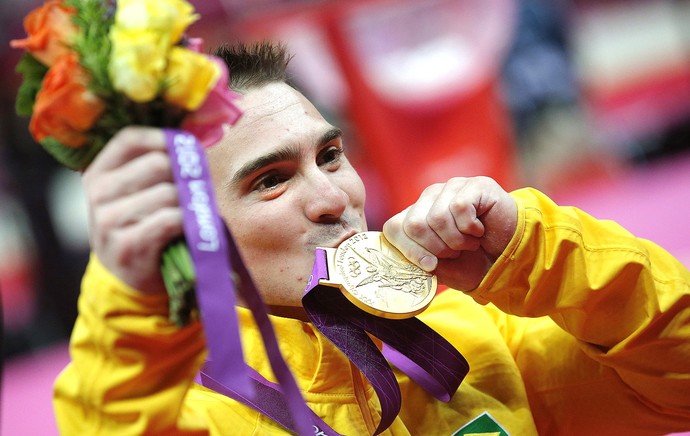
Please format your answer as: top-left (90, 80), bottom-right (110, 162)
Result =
top-left (317, 145), bottom-right (344, 167)
top-left (252, 171), bottom-right (288, 192)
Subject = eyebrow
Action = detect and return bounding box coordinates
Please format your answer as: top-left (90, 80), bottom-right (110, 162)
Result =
top-left (229, 126), bottom-right (343, 188)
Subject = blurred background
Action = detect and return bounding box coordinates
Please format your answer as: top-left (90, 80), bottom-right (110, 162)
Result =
top-left (2, 0), bottom-right (690, 433)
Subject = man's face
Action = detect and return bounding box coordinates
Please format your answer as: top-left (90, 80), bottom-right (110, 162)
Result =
top-left (207, 82), bottom-right (367, 309)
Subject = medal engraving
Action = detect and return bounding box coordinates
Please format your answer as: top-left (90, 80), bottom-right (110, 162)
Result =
top-left (320, 232), bottom-right (437, 319)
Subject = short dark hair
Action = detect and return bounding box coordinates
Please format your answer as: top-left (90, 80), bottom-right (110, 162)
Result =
top-left (213, 41), bottom-right (294, 92)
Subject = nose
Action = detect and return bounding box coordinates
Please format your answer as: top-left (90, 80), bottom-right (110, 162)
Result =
top-left (304, 170), bottom-right (348, 223)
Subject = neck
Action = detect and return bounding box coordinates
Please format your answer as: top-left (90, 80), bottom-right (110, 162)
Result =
top-left (266, 305), bottom-right (310, 322)
top-left (235, 296), bottom-right (310, 322)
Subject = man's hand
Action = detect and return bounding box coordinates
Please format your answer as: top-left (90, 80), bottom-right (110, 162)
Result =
top-left (383, 176), bottom-right (517, 291)
top-left (82, 127), bottom-right (183, 294)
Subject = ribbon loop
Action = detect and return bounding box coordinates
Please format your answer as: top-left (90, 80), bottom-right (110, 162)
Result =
top-left (303, 248), bottom-right (469, 433)
top-left (304, 286), bottom-right (402, 434)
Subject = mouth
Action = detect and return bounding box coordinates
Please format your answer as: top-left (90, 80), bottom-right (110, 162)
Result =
top-left (334, 228), bottom-right (359, 248)
top-left (308, 213), bottom-right (364, 250)
top-left (314, 226), bottom-right (360, 250)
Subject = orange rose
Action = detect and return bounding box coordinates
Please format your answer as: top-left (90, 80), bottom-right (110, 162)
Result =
top-left (30, 52), bottom-right (104, 148)
top-left (10, 0), bottom-right (78, 67)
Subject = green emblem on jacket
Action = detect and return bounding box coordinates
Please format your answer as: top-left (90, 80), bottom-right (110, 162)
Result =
top-left (452, 412), bottom-right (509, 436)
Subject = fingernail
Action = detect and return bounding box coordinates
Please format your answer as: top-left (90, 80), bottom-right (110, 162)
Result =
top-left (420, 255), bottom-right (437, 272)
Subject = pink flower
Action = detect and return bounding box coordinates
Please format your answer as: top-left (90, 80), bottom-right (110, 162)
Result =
top-left (181, 58), bottom-right (242, 148)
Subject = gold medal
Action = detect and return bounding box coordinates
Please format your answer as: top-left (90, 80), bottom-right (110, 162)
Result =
top-left (318, 231), bottom-right (437, 319)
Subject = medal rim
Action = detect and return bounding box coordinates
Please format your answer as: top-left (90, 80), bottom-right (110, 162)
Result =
top-left (328, 231), bottom-right (437, 319)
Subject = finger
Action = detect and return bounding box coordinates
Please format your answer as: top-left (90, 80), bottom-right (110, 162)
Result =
top-left (406, 184), bottom-right (463, 254)
top-left (383, 209), bottom-right (440, 273)
top-left (447, 191), bottom-right (485, 238)
top-left (95, 182), bottom-right (180, 231)
top-left (87, 127), bottom-right (167, 174)
top-left (427, 182), bottom-right (483, 252)
top-left (104, 206), bottom-right (184, 294)
top-left (88, 149), bottom-right (173, 205)
top-left (111, 207), bottom-right (184, 263)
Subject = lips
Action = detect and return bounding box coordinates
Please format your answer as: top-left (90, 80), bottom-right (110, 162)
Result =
top-left (309, 224), bottom-right (360, 251)
top-left (306, 210), bottom-right (365, 250)
top-left (334, 228), bottom-right (359, 248)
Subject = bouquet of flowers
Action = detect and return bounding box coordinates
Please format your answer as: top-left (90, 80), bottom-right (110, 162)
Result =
top-left (11, 0), bottom-right (242, 325)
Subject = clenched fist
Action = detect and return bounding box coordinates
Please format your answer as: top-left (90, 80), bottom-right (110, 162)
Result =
top-left (383, 176), bottom-right (517, 291)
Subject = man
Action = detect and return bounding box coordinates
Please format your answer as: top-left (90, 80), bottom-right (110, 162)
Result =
top-left (54, 42), bottom-right (690, 434)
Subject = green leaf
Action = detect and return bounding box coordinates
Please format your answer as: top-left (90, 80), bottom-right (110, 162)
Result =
top-left (161, 239), bottom-right (198, 327)
top-left (15, 54), bottom-right (48, 117)
top-left (67, 0), bottom-right (116, 99)
top-left (40, 136), bottom-right (103, 171)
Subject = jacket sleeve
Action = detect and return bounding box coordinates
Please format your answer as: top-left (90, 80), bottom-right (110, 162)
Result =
top-left (53, 255), bottom-right (210, 435)
top-left (471, 188), bottom-right (690, 429)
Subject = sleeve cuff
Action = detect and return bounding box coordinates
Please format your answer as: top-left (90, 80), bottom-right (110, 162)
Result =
top-left (81, 253), bottom-right (171, 318)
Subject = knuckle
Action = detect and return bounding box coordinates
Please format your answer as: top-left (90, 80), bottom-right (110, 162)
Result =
top-left (447, 177), bottom-right (468, 188)
top-left (149, 151), bottom-right (172, 175)
top-left (160, 183), bottom-right (180, 205)
top-left (420, 183), bottom-right (443, 197)
top-left (146, 185), bottom-right (174, 209)
top-left (403, 217), bottom-right (427, 238)
top-left (444, 234), bottom-right (465, 251)
top-left (90, 209), bottom-right (117, 239)
top-left (157, 208), bottom-right (183, 233)
top-left (149, 208), bottom-right (184, 244)
top-left (477, 175), bottom-right (496, 186)
top-left (448, 197), bottom-right (472, 216)
top-left (382, 219), bottom-right (400, 236)
top-left (448, 234), bottom-right (478, 251)
top-left (85, 178), bottom-right (112, 205)
top-left (114, 227), bottom-right (159, 266)
top-left (426, 210), bottom-right (449, 230)
top-left (117, 125), bottom-right (157, 144)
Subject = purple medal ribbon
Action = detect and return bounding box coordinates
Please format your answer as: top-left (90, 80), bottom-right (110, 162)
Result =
top-left (164, 129), bottom-right (249, 396)
top-left (219, 224), bottom-right (338, 434)
top-left (303, 248), bottom-right (470, 434)
top-left (165, 128), bottom-right (469, 435)
top-left (164, 129), bottom-right (317, 435)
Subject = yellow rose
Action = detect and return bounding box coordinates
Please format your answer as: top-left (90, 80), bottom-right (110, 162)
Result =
top-left (114, 0), bottom-right (198, 46)
top-left (108, 28), bottom-right (170, 102)
top-left (164, 47), bottom-right (220, 111)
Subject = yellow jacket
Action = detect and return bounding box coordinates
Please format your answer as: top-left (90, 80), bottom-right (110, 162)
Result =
top-left (54, 188), bottom-right (690, 435)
